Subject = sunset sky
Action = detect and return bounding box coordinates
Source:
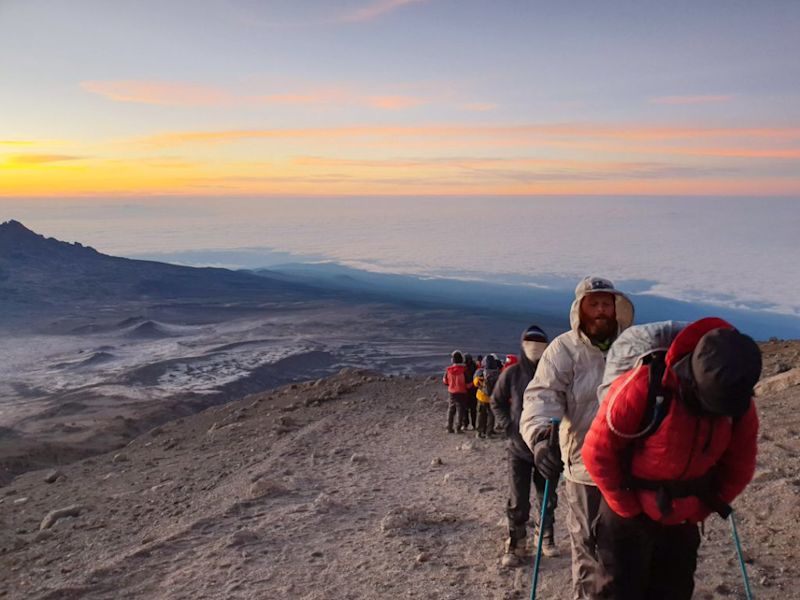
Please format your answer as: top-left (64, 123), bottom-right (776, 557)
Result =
top-left (2, 0), bottom-right (800, 197)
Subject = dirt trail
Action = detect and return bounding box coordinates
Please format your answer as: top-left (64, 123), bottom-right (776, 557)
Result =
top-left (1, 348), bottom-right (799, 599)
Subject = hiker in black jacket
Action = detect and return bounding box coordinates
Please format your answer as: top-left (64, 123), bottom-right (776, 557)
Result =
top-left (491, 325), bottom-right (559, 566)
top-left (463, 353), bottom-right (478, 431)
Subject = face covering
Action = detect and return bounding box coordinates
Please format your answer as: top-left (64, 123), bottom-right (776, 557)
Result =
top-left (522, 341), bottom-right (548, 363)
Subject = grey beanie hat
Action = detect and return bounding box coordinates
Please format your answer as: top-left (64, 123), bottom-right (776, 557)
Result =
top-left (521, 325), bottom-right (549, 344)
top-left (691, 328), bottom-right (762, 418)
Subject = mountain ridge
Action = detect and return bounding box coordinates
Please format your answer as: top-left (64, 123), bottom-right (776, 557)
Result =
top-left (0, 220), bottom-right (334, 328)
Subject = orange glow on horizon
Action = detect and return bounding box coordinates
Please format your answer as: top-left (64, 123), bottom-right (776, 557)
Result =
top-left (2, 121), bottom-right (799, 197)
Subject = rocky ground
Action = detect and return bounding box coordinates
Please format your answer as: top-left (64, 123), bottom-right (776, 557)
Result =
top-left (0, 342), bottom-right (798, 600)
top-left (0, 301), bottom-right (532, 484)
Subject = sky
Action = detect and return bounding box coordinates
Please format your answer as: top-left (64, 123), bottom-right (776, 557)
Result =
top-left (2, 0), bottom-right (800, 197)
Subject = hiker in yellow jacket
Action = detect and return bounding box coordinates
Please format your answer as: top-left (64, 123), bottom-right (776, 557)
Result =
top-left (473, 354), bottom-right (501, 438)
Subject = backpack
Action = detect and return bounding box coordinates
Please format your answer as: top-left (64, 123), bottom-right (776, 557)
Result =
top-left (446, 365), bottom-right (468, 394)
top-left (480, 354), bottom-right (501, 397)
top-left (599, 321), bottom-right (687, 439)
top-left (600, 320), bottom-right (740, 518)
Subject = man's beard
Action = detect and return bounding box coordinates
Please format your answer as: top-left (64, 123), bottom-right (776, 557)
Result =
top-left (584, 317), bottom-right (617, 340)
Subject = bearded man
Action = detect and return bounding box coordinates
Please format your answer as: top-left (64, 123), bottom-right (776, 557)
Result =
top-left (520, 276), bottom-right (634, 599)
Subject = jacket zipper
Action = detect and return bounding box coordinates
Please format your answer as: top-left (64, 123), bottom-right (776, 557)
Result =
top-left (677, 417), bottom-right (701, 480)
top-left (702, 419), bottom-right (714, 454)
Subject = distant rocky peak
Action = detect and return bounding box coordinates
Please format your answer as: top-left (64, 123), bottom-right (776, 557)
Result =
top-left (0, 219), bottom-right (37, 236)
top-left (0, 220), bottom-right (98, 257)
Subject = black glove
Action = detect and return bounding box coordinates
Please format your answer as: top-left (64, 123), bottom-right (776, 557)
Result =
top-left (533, 438), bottom-right (563, 481)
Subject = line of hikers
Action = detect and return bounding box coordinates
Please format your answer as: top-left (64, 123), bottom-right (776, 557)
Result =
top-left (443, 275), bottom-right (762, 600)
top-left (444, 351), bottom-right (519, 438)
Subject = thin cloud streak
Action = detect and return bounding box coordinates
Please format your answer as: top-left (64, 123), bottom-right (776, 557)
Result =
top-left (367, 95), bottom-right (428, 109)
top-left (458, 102), bottom-right (499, 112)
top-left (291, 155), bottom-right (729, 181)
top-left (5, 154), bottom-right (84, 165)
top-left (136, 123), bottom-right (800, 155)
top-left (82, 79), bottom-right (428, 110)
top-left (234, 0), bottom-right (431, 28)
top-left (650, 95), bottom-right (734, 105)
top-left (339, 0), bottom-right (430, 23)
top-left (81, 81), bottom-right (238, 107)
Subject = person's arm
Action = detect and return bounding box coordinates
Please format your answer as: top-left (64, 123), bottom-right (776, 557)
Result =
top-left (715, 401), bottom-right (759, 504)
top-left (491, 368), bottom-right (513, 432)
top-left (472, 368), bottom-right (483, 391)
top-left (520, 340), bottom-right (569, 453)
top-left (583, 367), bottom-right (649, 517)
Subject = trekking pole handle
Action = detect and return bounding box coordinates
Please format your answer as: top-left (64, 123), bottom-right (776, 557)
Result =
top-left (548, 418), bottom-right (560, 447)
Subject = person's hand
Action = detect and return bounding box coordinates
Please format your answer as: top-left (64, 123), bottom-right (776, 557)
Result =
top-left (533, 438), bottom-right (563, 480)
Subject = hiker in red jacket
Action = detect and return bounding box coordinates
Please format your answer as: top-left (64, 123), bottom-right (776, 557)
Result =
top-left (583, 318), bottom-right (762, 600)
top-left (443, 350), bottom-right (472, 434)
top-left (502, 354), bottom-right (518, 371)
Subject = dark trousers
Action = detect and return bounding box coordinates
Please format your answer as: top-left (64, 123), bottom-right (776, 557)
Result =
top-left (595, 498), bottom-right (700, 600)
top-left (447, 393), bottom-right (468, 431)
top-left (506, 451), bottom-right (557, 540)
top-left (464, 392), bottom-right (477, 428)
top-left (477, 402), bottom-right (495, 436)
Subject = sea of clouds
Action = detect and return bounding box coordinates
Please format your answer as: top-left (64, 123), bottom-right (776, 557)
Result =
top-left (4, 195), bottom-right (798, 316)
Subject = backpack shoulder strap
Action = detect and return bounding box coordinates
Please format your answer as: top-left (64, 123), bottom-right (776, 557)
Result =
top-left (619, 351), bottom-right (672, 489)
top-left (640, 351), bottom-right (670, 437)
top-left (606, 350), bottom-right (671, 440)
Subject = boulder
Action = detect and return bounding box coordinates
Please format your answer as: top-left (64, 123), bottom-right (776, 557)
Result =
top-left (756, 368), bottom-right (800, 396)
top-left (40, 505), bottom-right (85, 530)
top-left (44, 469), bottom-right (64, 484)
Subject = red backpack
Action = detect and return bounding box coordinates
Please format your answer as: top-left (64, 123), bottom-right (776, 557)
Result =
top-left (444, 364), bottom-right (468, 394)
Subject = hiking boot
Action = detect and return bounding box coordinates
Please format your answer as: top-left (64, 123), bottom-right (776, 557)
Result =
top-left (500, 551), bottom-right (522, 567)
top-left (500, 537), bottom-right (527, 567)
top-left (476, 431), bottom-right (486, 439)
top-left (455, 427), bottom-right (464, 434)
top-left (537, 527), bottom-right (560, 557)
top-left (446, 427), bottom-right (455, 434)
top-left (541, 537), bottom-right (560, 557)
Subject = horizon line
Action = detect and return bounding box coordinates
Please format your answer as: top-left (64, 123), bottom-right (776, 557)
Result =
top-left (2, 192), bottom-right (799, 200)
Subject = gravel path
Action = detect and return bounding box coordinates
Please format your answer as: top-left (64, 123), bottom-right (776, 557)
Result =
top-left (2, 351), bottom-right (798, 599)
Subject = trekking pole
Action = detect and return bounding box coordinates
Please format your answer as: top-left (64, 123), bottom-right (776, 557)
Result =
top-left (530, 418), bottom-right (560, 600)
top-left (729, 510), bottom-right (754, 600)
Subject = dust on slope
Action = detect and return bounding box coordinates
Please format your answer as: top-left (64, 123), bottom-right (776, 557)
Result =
top-left (1, 344), bottom-right (799, 600)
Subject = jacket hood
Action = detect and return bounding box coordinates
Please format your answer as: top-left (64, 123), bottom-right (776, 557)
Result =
top-left (568, 275), bottom-right (635, 337)
top-left (664, 317), bottom-right (734, 369)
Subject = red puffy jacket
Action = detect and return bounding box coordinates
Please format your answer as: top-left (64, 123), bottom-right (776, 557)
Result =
top-left (443, 364), bottom-right (471, 394)
top-left (583, 317), bottom-right (759, 524)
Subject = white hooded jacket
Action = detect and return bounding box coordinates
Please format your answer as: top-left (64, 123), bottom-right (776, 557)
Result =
top-left (520, 276), bottom-right (634, 485)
